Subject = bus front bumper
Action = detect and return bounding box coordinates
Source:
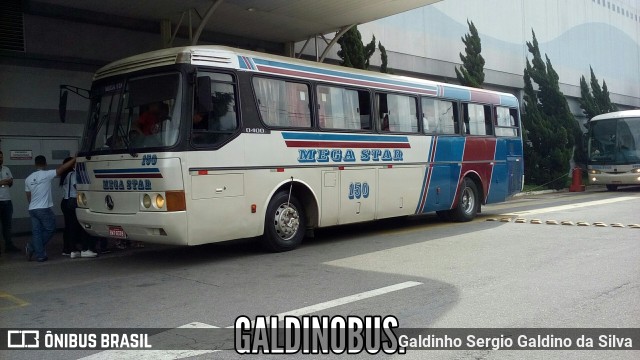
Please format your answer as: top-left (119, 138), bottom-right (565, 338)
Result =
top-left (589, 172), bottom-right (640, 186)
top-left (76, 209), bottom-right (189, 245)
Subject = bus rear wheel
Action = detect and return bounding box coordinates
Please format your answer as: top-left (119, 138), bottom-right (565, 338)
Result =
top-left (263, 191), bottom-right (305, 252)
top-left (606, 184), bottom-right (618, 191)
top-left (450, 178), bottom-right (479, 222)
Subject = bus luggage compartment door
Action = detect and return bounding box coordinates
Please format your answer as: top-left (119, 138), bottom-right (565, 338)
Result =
top-left (338, 168), bottom-right (376, 225)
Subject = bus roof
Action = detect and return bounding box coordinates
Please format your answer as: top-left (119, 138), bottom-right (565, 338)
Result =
top-left (94, 45), bottom-right (518, 107)
top-left (590, 110), bottom-right (640, 122)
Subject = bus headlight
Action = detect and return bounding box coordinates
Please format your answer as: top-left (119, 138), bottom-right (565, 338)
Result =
top-left (77, 192), bottom-right (88, 207)
top-left (155, 194), bottom-right (165, 209)
top-left (142, 194), bottom-right (152, 208)
top-left (632, 168), bottom-right (640, 174)
top-left (589, 169), bottom-right (601, 174)
top-left (140, 191), bottom-right (185, 212)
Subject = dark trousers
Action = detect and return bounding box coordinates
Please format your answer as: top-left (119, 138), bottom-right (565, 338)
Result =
top-left (61, 198), bottom-right (94, 252)
top-left (28, 207), bottom-right (56, 260)
top-left (0, 200), bottom-right (13, 248)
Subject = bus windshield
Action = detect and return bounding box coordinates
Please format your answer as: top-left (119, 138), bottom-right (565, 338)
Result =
top-left (82, 73), bottom-right (182, 153)
top-left (588, 117), bottom-right (640, 165)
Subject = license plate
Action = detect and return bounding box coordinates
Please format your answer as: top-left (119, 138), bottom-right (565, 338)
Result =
top-left (108, 226), bottom-right (127, 239)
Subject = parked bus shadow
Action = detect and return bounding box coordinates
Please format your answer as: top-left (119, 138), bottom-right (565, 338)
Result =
top-left (118, 212), bottom-right (504, 270)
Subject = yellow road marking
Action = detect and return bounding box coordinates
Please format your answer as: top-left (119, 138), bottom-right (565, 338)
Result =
top-left (0, 291), bottom-right (29, 310)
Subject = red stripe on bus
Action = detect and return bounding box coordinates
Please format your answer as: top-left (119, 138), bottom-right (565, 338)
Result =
top-left (463, 137), bottom-right (497, 162)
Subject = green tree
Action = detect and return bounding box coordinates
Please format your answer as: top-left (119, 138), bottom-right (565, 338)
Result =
top-left (337, 26), bottom-right (389, 73)
top-left (454, 20), bottom-right (485, 88)
top-left (579, 66), bottom-right (617, 121)
top-left (378, 41), bottom-right (389, 73)
top-left (576, 67), bottom-right (617, 164)
top-left (337, 26), bottom-right (376, 70)
top-left (522, 30), bottom-right (580, 190)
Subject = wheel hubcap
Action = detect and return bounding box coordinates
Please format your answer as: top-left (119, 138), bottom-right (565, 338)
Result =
top-left (461, 187), bottom-right (475, 215)
top-left (273, 203), bottom-right (300, 241)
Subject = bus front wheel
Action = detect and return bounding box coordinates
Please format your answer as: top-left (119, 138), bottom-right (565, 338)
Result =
top-left (450, 178), bottom-right (479, 222)
top-left (606, 184), bottom-right (618, 191)
top-left (263, 191), bottom-right (306, 252)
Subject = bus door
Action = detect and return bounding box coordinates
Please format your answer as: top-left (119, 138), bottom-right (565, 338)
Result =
top-left (507, 139), bottom-right (523, 195)
top-left (338, 168), bottom-right (376, 224)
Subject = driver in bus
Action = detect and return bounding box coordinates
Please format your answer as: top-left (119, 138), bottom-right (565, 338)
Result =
top-left (134, 102), bottom-right (168, 135)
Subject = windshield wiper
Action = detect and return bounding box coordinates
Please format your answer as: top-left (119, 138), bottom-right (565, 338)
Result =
top-left (114, 121), bottom-right (138, 157)
top-left (86, 112), bottom-right (110, 159)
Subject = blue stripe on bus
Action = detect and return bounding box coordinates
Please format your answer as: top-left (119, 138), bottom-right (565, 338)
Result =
top-left (420, 163), bottom-right (460, 213)
top-left (252, 58), bottom-right (439, 93)
top-left (282, 132), bottom-right (409, 143)
top-left (441, 87), bottom-right (471, 101)
top-left (500, 95), bottom-right (519, 107)
top-left (487, 162), bottom-right (508, 203)
top-left (415, 136), bottom-right (436, 213)
top-left (76, 162), bottom-right (90, 184)
top-left (433, 137), bottom-right (465, 162)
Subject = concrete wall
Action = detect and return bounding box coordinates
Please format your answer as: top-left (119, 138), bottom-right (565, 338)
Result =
top-left (380, 0), bottom-right (639, 106)
top-left (300, 0), bottom-right (640, 112)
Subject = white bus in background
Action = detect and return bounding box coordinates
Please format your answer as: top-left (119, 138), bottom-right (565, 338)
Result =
top-left (63, 46), bottom-right (523, 252)
top-left (587, 110), bottom-right (640, 191)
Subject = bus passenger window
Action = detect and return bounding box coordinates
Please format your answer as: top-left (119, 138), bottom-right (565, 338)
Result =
top-left (495, 106), bottom-right (519, 137)
top-left (421, 98), bottom-right (437, 133)
top-left (253, 77), bottom-right (311, 128)
top-left (192, 72), bottom-right (239, 146)
top-left (462, 103), bottom-right (490, 135)
top-left (316, 85), bottom-right (370, 130)
top-left (376, 93), bottom-right (418, 133)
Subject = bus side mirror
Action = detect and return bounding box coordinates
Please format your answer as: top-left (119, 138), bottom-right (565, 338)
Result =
top-left (58, 84), bottom-right (90, 123)
top-left (196, 76), bottom-right (213, 113)
top-left (59, 90), bottom-right (68, 123)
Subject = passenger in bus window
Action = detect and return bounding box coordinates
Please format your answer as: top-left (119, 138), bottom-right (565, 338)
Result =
top-left (192, 111), bottom-right (214, 145)
top-left (192, 111), bottom-right (209, 130)
top-left (381, 113), bottom-right (390, 131)
top-left (134, 102), bottom-right (167, 135)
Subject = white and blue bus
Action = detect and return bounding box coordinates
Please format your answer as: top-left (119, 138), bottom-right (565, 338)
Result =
top-left (587, 110), bottom-right (640, 191)
top-left (67, 45), bottom-right (523, 251)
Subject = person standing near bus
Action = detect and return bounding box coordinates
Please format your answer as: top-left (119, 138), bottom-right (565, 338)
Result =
top-left (60, 157), bottom-right (97, 259)
top-left (25, 155), bottom-right (76, 262)
top-left (0, 150), bottom-right (20, 254)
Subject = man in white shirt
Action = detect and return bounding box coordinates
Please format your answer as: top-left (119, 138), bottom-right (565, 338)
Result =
top-left (25, 155), bottom-right (76, 262)
top-left (0, 150), bottom-right (20, 254)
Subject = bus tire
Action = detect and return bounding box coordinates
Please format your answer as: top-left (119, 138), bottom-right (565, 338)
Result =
top-left (606, 184), bottom-right (618, 191)
top-left (450, 178), bottom-right (479, 222)
top-left (263, 191), bottom-right (305, 252)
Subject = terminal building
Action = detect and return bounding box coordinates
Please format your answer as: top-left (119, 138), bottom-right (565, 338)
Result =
top-left (1, 0), bottom-right (638, 232)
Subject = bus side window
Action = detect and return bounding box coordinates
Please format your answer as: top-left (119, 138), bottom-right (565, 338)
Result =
top-left (462, 103), bottom-right (490, 135)
top-left (192, 72), bottom-right (239, 146)
top-left (421, 97), bottom-right (440, 134)
top-left (462, 103), bottom-right (470, 134)
top-left (253, 77), bottom-right (311, 128)
top-left (495, 106), bottom-right (519, 137)
top-left (484, 105), bottom-right (493, 135)
top-left (316, 85), bottom-right (370, 130)
top-left (376, 93), bottom-right (418, 133)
